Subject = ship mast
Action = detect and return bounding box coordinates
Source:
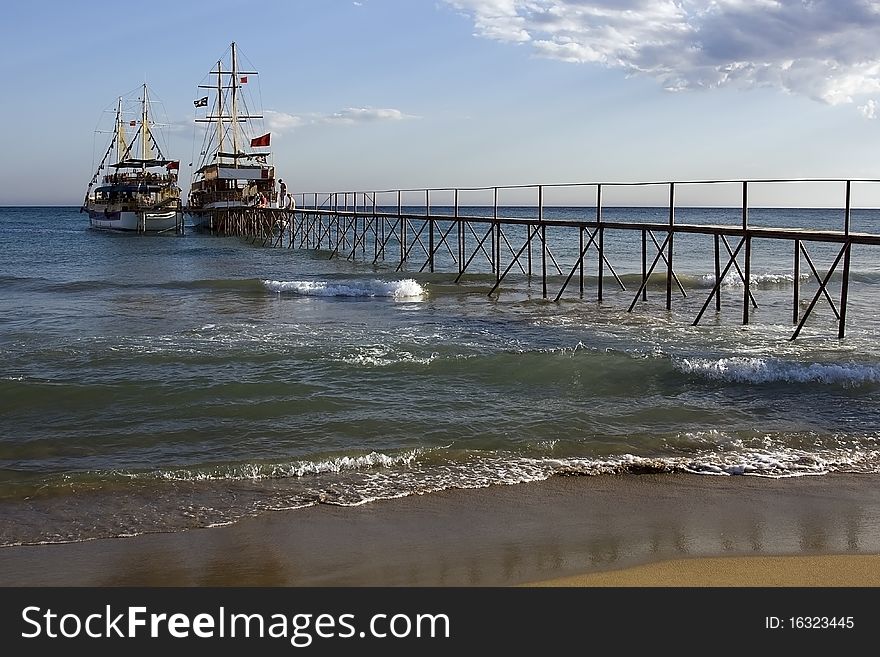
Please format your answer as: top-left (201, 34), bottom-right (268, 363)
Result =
top-left (231, 41), bottom-right (239, 168)
top-left (141, 83), bottom-right (148, 173)
top-left (216, 58), bottom-right (223, 160)
top-left (115, 96), bottom-right (127, 165)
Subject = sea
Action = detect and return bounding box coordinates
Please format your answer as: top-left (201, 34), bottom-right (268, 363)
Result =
top-left (1, 205), bottom-right (879, 547)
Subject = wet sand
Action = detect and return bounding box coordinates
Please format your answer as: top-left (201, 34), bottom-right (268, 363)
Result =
top-left (1, 473), bottom-right (879, 586)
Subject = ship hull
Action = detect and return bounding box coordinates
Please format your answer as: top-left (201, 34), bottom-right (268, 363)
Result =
top-left (87, 208), bottom-right (182, 233)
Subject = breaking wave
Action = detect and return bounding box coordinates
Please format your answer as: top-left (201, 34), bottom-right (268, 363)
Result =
top-left (675, 356), bottom-right (880, 386)
top-left (263, 278), bottom-right (425, 299)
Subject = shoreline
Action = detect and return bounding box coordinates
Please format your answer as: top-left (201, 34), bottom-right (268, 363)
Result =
top-left (2, 472), bottom-right (880, 587)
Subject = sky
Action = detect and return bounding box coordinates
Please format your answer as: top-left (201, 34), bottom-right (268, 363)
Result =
top-left (2, 0), bottom-right (880, 207)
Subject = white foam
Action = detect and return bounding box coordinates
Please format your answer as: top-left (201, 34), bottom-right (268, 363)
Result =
top-left (263, 278), bottom-right (425, 299)
top-left (141, 449), bottom-right (425, 482)
top-left (552, 450), bottom-right (850, 478)
top-left (288, 450), bottom-right (422, 476)
top-left (338, 346), bottom-right (439, 367)
top-left (696, 272), bottom-right (805, 288)
top-left (675, 356), bottom-right (880, 386)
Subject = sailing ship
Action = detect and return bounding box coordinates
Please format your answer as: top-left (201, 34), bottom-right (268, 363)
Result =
top-left (83, 84), bottom-right (183, 233)
top-left (187, 42), bottom-right (276, 231)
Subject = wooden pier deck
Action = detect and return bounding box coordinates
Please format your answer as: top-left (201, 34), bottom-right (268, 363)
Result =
top-left (185, 178), bottom-right (880, 340)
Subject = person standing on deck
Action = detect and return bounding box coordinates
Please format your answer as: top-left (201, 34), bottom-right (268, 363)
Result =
top-left (278, 179), bottom-right (287, 209)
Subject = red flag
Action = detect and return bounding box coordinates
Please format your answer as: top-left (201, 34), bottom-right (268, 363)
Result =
top-left (250, 133), bottom-right (270, 148)
top-left (240, 76), bottom-right (248, 83)
top-left (166, 160), bottom-right (180, 170)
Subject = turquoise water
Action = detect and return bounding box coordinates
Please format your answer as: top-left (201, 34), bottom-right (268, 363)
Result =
top-left (1, 206), bottom-right (879, 546)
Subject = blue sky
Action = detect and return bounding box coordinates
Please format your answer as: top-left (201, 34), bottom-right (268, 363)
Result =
top-left (2, 0), bottom-right (879, 206)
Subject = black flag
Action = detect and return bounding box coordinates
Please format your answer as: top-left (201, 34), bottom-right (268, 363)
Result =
top-left (194, 96), bottom-right (208, 107)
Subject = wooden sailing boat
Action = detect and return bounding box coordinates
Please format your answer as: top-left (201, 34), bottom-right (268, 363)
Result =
top-left (83, 84), bottom-right (183, 233)
top-left (187, 41), bottom-right (276, 231)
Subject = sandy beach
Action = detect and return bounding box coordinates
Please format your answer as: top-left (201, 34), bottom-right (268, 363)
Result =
top-left (1, 472), bottom-right (879, 587)
top-left (528, 554), bottom-right (880, 586)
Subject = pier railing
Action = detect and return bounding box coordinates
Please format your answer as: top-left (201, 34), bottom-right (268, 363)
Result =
top-left (190, 178), bottom-right (880, 340)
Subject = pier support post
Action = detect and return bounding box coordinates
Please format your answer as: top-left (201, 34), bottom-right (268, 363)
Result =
top-left (839, 180), bottom-right (852, 338)
top-left (742, 182), bottom-right (751, 325)
top-left (493, 188), bottom-right (499, 276)
top-left (743, 236), bottom-right (752, 324)
top-left (666, 183), bottom-right (675, 310)
top-left (427, 190), bottom-right (434, 273)
top-left (579, 226), bottom-right (584, 297)
top-left (597, 184), bottom-right (604, 302)
top-left (400, 216), bottom-right (407, 266)
top-left (714, 234), bottom-right (721, 312)
top-left (641, 229), bottom-right (647, 301)
top-left (793, 239), bottom-right (800, 324)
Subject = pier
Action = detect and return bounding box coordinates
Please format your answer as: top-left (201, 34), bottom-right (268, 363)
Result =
top-left (186, 178), bottom-right (880, 340)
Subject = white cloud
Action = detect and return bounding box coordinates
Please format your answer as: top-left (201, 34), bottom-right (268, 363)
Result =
top-left (321, 107), bottom-right (412, 124)
top-left (446, 0), bottom-right (880, 106)
top-left (262, 107), bottom-right (413, 134)
top-left (265, 110), bottom-right (305, 132)
top-left (858, 99), bottom-right (877, 120)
